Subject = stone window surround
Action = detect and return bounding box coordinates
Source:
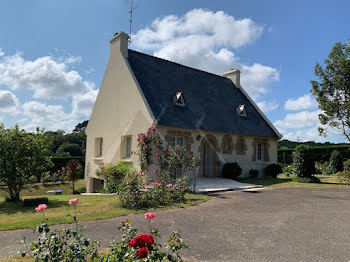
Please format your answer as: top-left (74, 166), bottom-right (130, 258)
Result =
top-left (235, 135), bottom-right (247, 155)
top-left (164, 130), bottom-right (194, 153)
top-left (251, 138), bottom-right (270, 162)
top-left (221, 134), bottom-right (234, 154)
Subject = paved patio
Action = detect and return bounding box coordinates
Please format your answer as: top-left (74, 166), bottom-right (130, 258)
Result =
top-left (193, 177), bottom-right (262, 193)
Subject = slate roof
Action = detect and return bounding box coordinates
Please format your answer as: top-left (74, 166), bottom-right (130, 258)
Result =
top-left (127, 49), bottom-right (279, 139)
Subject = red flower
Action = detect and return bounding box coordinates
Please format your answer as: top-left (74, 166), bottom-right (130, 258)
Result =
top-left (155, 151), bottom-right (160, 157)
top-left (153, 169), bottom-right (158, 174)
top-left (138, 247), bottom-right (148, 259)
top-left (151, 126), bottom-right (156, 132)
top-left (136, 173), bottom-right (141, 177)
top-left (155, 178), bottom-right (161, 184)
top-left (128, 234), bottom-right (154, 249)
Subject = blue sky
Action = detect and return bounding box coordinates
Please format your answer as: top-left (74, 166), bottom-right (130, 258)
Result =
top-left (0, 0), bottom-right (349, 142)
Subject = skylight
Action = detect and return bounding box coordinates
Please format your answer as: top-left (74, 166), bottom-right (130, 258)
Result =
top-left (236, 104), bottom-right (247, 117)
top-left (174, 92), bottom-right (186, 107)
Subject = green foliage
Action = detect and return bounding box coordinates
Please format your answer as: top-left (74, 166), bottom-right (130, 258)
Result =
top-left (281, 164), bottom-right (294, 177)
top-left (292, 176), bottom-right (321, 183)
top-left (96, 161), bottom-right (136, 193)
top-left (337, 171), bottom-right (350, 184)
top-left (249, 169), bottom-right (259, 178)
top-left (311, 40), bottom-right (350, 142)
top-left (315, 162), bottom-right (332, 175)
top-left (293, 145), bottom-right (316, 178)
top-left (57, 143), bottom-right (82, 156)
top-left (329, 150), bottom-right (344, 173)
top-left (222, 162), bottom-right (242, 179)
top-left (344, 159), bottom-right (350, 172)
top-left (119, 174), bottom-right (189, 209)
top-left (66, 159), bottom-right (82, 193)
top-left (263, 164), bottom-right (282, 178)
top-left (50, 156), bottom-right (85, 177)
top-left (0, 125), bottom-right (53, 201)
top-left (73, 120), bottom-right (89, 133)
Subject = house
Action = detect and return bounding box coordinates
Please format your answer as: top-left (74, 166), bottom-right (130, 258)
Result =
top-left (85, 32), bottom-right (282, 193)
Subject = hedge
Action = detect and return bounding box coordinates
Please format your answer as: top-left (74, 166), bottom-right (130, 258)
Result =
top-left (278, 145), bottom-right (350, 164)
top-left (49, 156), bottom-right (85, 178)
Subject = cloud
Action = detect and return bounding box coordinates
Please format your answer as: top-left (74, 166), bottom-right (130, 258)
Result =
top-left (274, 110), bottom-right (320, 130)
top-left (71, 89), bottom-right (98, 119)
top-left (0, 90), bottom-right (19, 113)
top-left (0, 52), bottom-right (94, 99)
top-left (131, 8), bottom-right (279, 99)
top-left (257, 100), bottom-right (279, 113)
top-left (0, 48), bottom-right (4, 57)
top-left (284, 94), bottom-right (318, 111)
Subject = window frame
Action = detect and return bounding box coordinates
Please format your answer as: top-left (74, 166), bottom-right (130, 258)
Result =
top-left (173, 92), bottom-right (186, 107)
top-left (172, 136), bottom-right (185, 148)
top-left (124, 136), bottom-right (132, 159)
top-left (95, 137), bottom-right (103, 158)
top-left (256, 143), bottom-right (264, 161)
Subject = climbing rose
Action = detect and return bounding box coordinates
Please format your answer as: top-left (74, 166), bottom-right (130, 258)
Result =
top-left (153, 169), bottom-right (158, 174)
top-left (69, 198), bottom-right (78, 205)
top-left (138, 247), bottom-right (148, 259)
top-left (136, 173), bottom-right (141, 177)
top-left (151, 126), bottom-right (156, 132)
top-left (155, 178), bottom-right (160, 184)
top-left (35, 204), bottom-right (47, 212)
top-left (144, 212), bottom-right (156, 221)
top-left (155, 151), bottom-right (160, 157)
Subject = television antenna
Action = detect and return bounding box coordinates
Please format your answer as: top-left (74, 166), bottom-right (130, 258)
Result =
top-left (127, 0), bottom-right (137, 42)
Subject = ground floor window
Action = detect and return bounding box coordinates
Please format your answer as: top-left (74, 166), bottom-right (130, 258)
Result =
top-left (95, 137), bottom-right (103, 157)
top-left (124, 136), bottom-right (132, 158)
top-left (256, 143), bottom-right (264, 161)
top-left (172, 137), bottom-right (185, 147)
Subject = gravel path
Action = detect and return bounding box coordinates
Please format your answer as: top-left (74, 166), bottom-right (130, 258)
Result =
top-left (2, 188), bottom-right (350, 261)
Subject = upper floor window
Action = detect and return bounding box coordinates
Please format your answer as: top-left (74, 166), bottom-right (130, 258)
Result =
top-left (236, 104), bottom-right (247, 117)
top-left (172, 137), bottom-right (185, 147)
top-left (174, 92), bottom-right (186, 107)
top-left (95, 137), bottom-right (103, 158)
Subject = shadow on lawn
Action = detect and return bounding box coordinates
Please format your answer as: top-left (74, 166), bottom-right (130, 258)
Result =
top-left (0, 199), bottom-right (67, 215)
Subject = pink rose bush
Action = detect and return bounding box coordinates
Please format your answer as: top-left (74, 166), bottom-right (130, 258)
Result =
top-left (69, 198), bottom-right (78, 205)
top-left (35, 204), bottom-right (47, 212)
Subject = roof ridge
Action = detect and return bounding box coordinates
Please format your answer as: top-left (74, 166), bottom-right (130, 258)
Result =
top-left (128, 49), bottom-right (231, 82)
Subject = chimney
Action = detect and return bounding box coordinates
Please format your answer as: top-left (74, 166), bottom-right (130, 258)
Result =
top-left (223, 69), bottom-right (241, 87)
top-left (109, 31), bottom-right (129, 58)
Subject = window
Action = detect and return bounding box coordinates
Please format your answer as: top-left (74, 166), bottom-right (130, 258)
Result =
top-left (172, 137), bottom-right (185, 147)
top-left (124, 136), bottom-right (132, 159)
top-left (236, 104), bottom-right (247, 117)
top-left (173, 92), bottom-right (186, 107)
top-left (95, 137), bottom-right (103, 157)
top-left (256, 143), bottom-right (264, 161)
top-left (235, 136), bottom-right (247, 155)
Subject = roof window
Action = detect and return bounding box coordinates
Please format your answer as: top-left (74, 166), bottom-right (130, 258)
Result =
top-left (236, 104), bottom-right (247, 117)
top-left (174, 92), bottom-right (186, 107)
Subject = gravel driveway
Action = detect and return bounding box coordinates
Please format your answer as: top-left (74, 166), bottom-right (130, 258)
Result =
top-left (1, 187), bottom-right (350, 261)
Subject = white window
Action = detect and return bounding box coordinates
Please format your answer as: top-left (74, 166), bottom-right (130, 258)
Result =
top-left (95, 137), bottom-right (103, 157)
top-left (172, 137), bottom-right (185, 147)
top-left (236, 104), bottom-right (247, 117)
top-left (174, 92), bottom-right (186, 107)
top-left (124, 136), bottom-right (132, 158)
top-left (256, 143), bottom-right (264, 161)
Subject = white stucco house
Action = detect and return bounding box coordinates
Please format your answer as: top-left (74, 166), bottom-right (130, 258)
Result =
top-left (84, 32), bottom-right (282, 193)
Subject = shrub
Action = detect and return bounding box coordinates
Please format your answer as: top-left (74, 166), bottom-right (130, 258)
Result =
top-left (337, 171), bottom-right (350, 184)
top-left (293, 145), bottom-right (315, 178)
top-left (263, 164), bottom-right (282, 178)
top-left (96, 161), bottom-right (136, 193)
top-left (315, 162), bottom-right (332, 175)
top-left (21, 201), bottom-right (188, 261)
top-left (222, 162), bottom-right (242, 179)
top-left (281, 164), bottom-right (294, 177)
top-left (344, 159), bottom-right (350, 172)
top-left (329, 150), bottom-right (343, 174)
top-left (292, 176), bottom-right (321, 183)
top-left (66, 159), bottom-right (82, 194)
top-left (249, 169), bottom-right (259, 178)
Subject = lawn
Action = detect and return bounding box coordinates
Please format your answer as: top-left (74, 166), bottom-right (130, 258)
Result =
top-left (237, 174), bottom-right (350, 188)
top-left (0, 180), bottom-right (209, 231)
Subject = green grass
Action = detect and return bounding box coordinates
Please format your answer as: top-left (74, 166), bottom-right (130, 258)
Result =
top-left (0, 180), bottom-right (209, 231)
top-left (237, 174), bottom-right (350, 188)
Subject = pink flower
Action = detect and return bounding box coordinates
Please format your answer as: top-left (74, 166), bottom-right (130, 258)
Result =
top-left (62, 167), bottom-right (65, 171)
top-left (167, 184), bottom-right (173, 188)
top-left (176, 144), bottom-right (180, 148)
top-left (151, 126), bottom-right (156, 132)
top-left (144, 212), bottom-right (156, 221)
top-left (155, 151), bottom-right (160, 157)
top-left (153, 169), bottom-right (158, 174)
top-left (35, 204), bottom-right (47, 212)
top-left (136, 173), bottom-right (141, 177)
top-left (69, 198), bottom-right (78, 205)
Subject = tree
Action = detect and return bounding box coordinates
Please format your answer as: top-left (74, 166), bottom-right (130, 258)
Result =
top-left (329, 150), bottom-right (343, 174)
top-left (56, 143), bottom-right (82, 156)
top-left (66, 159), bottom-right (82, 193)
top-left (293, 145), bottom-right (315, 178)
top-left (0, 125), bottom-right (53, 201)
top-left (311, 40), bottom-right (350, 142)
top-left (73, 120), bottom-right (89, 133)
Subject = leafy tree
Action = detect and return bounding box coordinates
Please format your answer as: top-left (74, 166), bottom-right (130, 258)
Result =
top-left (329, 150), bottom-right (343, 173)
top-left (293, 145), bottom-right (315, 178)
top-left (0, 125), bottom-right (53, 201)
top-left (66, 159), bottom-right (82, 193)
top-left (73, 120), bottom-right (89, 133)
top-left (45, 130), bottom-right (65, 154)
top-left (311, 40), bottom-right (350, 142)
top-left (56, 143), bottom-right (82, 156)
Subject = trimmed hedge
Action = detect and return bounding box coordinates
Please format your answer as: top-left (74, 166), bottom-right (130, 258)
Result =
top-left (278, 145), bottom-right (350, 164)
top-left (23, 198), bottom-right (49, 207)
top-left (49, 156), bottom-right (85, 178)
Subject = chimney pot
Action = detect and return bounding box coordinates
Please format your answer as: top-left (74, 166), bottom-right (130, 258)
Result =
top-left (223, 69), bottom-right (241, 87)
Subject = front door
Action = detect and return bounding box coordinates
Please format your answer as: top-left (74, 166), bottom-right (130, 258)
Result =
top-left (203, 140), bottom-right (214, 177)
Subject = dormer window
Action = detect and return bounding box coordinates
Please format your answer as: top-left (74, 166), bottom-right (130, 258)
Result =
top-left (236, 104), bottom-right (247, 117)
top-left (174, 92), bottom-right (186, 107)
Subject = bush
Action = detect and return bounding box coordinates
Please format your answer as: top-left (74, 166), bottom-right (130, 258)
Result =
top-left (281, 164), bottom-right (294, 177)
top-left (315, 162), bottom-right (332, 175)
top-left (337, 171), bottom-right (350, 184)
top-left (292, 176), bottom-right (321, 183)
top-left (329, 150), bottom-right (343, 174)
top-left (249, 169), bottom-right (259, 178)
top-left (97, 161), bottom-right (136, 193)
top-left (263, 164), bottom-right (282, 178)
top-left (56, 143), bottom-right (82, 156)
top-left (222, 162), bottom-right (242, 179)
top-left (344, 159), bottom-right (350, 172)
top-left (293, 145), bottom-right (315, 178)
